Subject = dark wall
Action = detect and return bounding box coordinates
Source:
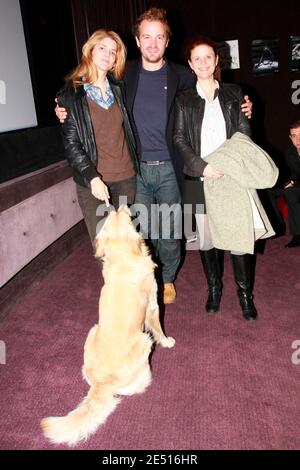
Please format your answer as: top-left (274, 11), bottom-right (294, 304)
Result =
top-left (150, 0), bottom-right (300, 163)
top-left (0, 0), bottom-right (77, 183)
top-left (20, 0), bottom-right (77, 127)
top-left (0, 127), bottom-right (65, 184)
top-left (70, 0), bottom-right (147, 61)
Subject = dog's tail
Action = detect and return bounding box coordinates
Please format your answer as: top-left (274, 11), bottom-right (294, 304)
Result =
top-left (40, 382), bottom-right (120, 446)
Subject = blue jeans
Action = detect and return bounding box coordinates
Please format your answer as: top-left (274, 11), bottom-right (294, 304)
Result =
top-left (133, 162), bottom-right (182, 283)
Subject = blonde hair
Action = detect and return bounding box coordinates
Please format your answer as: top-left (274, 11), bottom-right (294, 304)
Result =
top-left (134, 7), bottom-right (171, 38)
top-left (67, 29), bottom-right (126, 87)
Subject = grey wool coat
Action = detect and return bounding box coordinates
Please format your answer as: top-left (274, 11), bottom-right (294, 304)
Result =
top-left (203, 132), bottom-right (278, 254)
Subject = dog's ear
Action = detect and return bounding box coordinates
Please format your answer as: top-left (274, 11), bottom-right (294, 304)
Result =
top-left (140, 237), bottom-right (150, 257)
top-left (94, 211), bottom-right (116, 258)
top-left (132, 237), bottom-right (150, 256)
top-left (94, 231), bottom-right (108, 258)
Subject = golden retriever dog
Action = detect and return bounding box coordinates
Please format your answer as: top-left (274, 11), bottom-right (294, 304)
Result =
top-left (41, 205), bottom-right (175, 446)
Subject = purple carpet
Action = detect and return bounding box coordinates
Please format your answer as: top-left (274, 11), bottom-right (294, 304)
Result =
top-left (0, 233), bottom-right (300, 450)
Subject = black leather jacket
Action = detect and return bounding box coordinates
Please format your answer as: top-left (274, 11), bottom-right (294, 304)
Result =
top-left (173, 83), bottom-right (251, 177)
top-left (285, 145), bottom-right (300, 186)
top-left (57, 74), bottom-right (138, 188)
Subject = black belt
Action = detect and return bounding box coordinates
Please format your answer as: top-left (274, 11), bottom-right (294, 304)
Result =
top-left (141, 160), bottom-right (168, 166)
top-left (184, 174), bottom-right (201, 181)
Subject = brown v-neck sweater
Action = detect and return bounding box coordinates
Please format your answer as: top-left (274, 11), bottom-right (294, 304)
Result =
top-left (87, 98), bottom-right (135, 182)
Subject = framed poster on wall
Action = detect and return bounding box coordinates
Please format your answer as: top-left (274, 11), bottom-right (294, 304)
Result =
top-left (217, 39), bottom-right (240, 70)
top-left (225, 39), bottom-right (240, 69)
top-left (290, 36), bottom-right (300, 72)
top-left (252, 39), bottom-right (279, 74)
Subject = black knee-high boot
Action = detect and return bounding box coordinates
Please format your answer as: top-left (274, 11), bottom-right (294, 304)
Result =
top-left (231, 254), bottom-right (258, 321)
top-left (200, 248), bottom-right (222, 314)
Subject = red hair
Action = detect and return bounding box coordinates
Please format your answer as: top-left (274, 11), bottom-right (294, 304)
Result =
top-left (185, 36), bottom-right (221, 81)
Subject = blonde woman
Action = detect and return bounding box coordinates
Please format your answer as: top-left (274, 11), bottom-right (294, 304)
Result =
top-left (58, 29), bottom-right (138, 245)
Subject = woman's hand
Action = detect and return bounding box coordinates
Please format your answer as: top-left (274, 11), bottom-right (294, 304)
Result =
top-left (203, 164), bottom-right (224, 179)
top-left (90, 177), bottom-right (110, 207)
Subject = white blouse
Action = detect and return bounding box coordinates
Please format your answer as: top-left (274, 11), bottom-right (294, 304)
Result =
top-left (196, 81), bottom-right (227, 158)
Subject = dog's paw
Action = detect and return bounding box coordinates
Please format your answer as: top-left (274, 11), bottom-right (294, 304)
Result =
top-left (160, 336), bottom-right (175, 348)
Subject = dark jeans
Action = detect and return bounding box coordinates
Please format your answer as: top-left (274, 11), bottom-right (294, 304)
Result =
top-left (133, 161), bottom-right (182, 284)
top-left (266, 186), bottom-right (300, 235)
top-left (285, 186), bottom-right (300, 235)
top-left (76, 175), bottom-right (136, 246)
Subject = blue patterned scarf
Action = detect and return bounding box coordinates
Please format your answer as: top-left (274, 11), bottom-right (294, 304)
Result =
top-left (84, 80), bottom-right (114, 109)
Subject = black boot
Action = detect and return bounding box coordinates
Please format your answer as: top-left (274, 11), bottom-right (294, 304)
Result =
top-left (231, 254), bottom-right (258, 321)
top-left (200, 248), bottom-right (222, 314)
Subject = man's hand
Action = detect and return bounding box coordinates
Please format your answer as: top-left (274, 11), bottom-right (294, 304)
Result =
top-left (90, 177), bottom-right (110, 207)
top-left (55, 97), bottom-right (67, 123)
top-left (241, 95), bottom-right (253, 119)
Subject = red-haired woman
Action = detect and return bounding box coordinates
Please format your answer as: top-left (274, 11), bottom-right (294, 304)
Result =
top-left (174, 36), bottom-right (257, 321)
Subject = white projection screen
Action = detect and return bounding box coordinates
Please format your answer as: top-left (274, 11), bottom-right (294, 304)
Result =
top-left (0, 0), bottom-right (37, 132)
